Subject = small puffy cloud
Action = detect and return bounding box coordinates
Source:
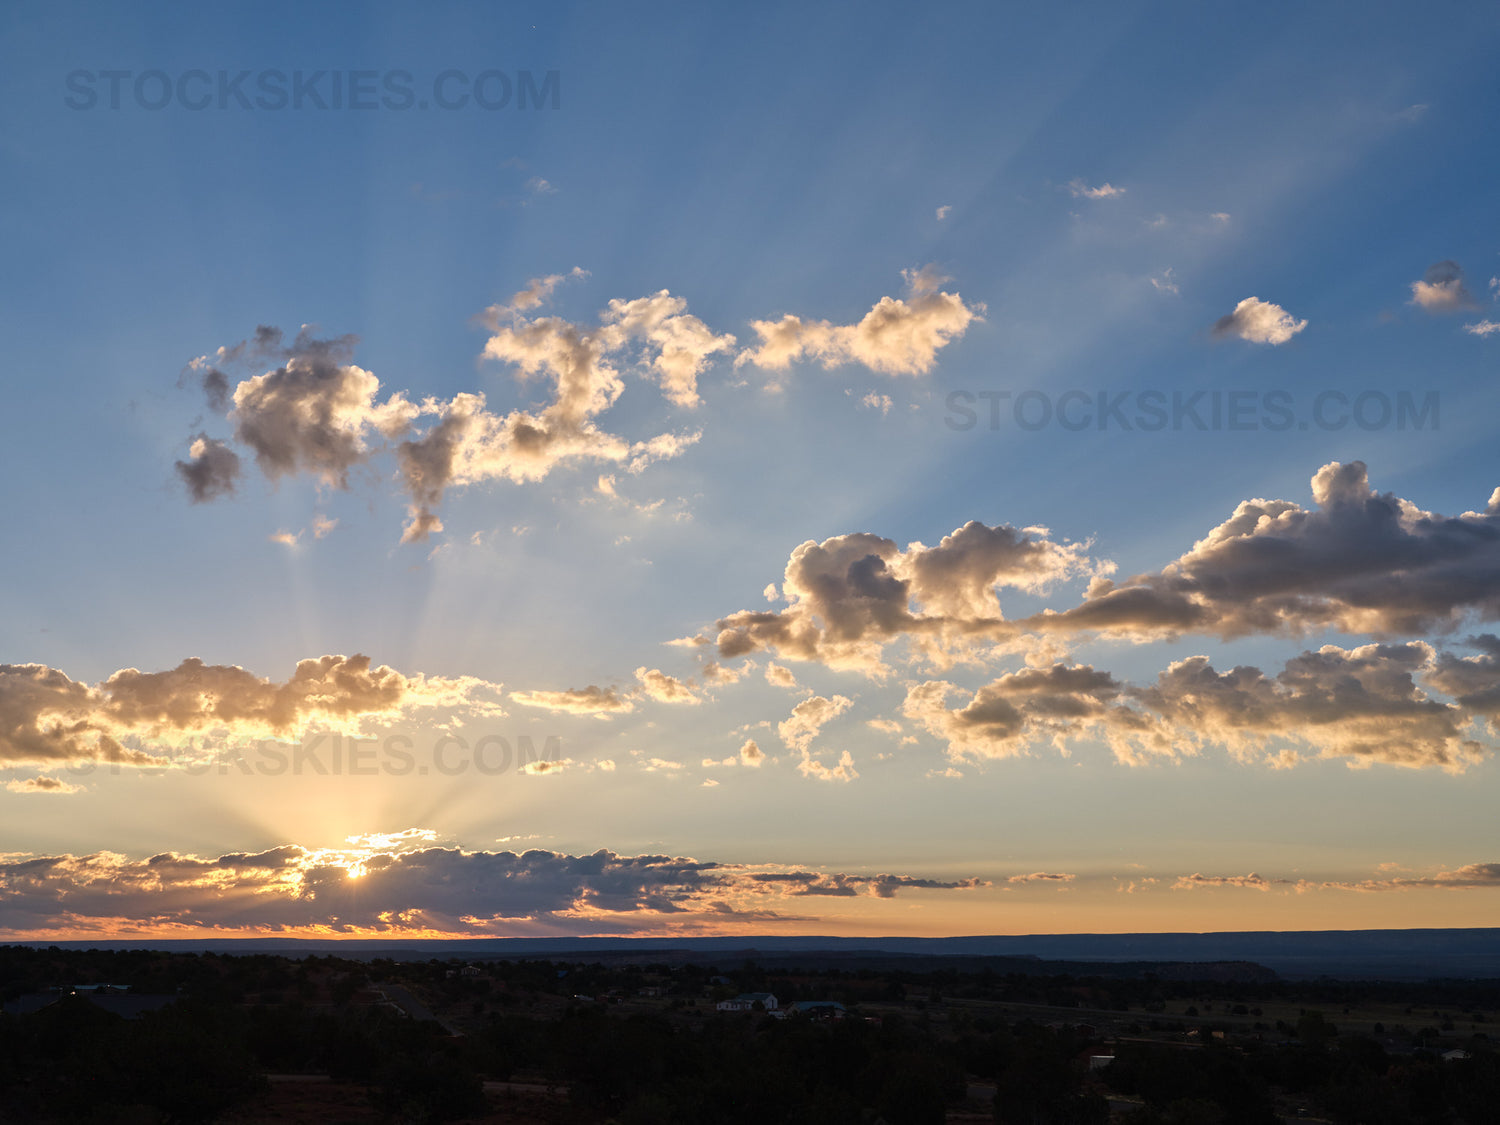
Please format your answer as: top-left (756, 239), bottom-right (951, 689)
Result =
top-left (935, 205), bottom-right (952, 220)
top-left (739, 739), bottom-right (765, 768)
top-left (521, 758), bottom-right (574, 775)
top-left (859, 392), bottom-right (893, 415)
top-left (778, 695), bottom-right (853, 752)
top-left (1211, 297), bottom-right (1307, 345)
top-left (798, 749), bottom-right (858, 783)
top-left (764, 663), bottom-right (798, 689)
top-left (1150, 268), bottom-right (1179, 295)
top-left (312, 515), bottom-right (338, 538)
top-left (633, 667), bottom-right (699, 704)
top-left (510, 685), bottom-right (634, 717)
top-left (268, 529), bottom-right (300, 547)
top-left (175, 434), bottom-right (242, 503)
top-left (228, 328), bottom-right (419, 489)
top-left (738, 266), bottom-right (983, 377)
top-left (599, 292), bottom-right (737, 408)
top-left (5, 776), bottom-right (82, 795)
top-left (1464, 320), bottom-right (1500, 337)
top-left (1067, 179), bottom-right (1125, 199)
top-left (1409, 260), bottom-right (1475, 313)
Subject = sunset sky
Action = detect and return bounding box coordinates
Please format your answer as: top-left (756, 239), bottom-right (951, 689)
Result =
top-left (4, 1), bottom-right (1500, 942)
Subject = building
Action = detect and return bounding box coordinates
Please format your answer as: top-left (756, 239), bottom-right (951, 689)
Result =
top-left (716, 992), bottom-right (779, 1012)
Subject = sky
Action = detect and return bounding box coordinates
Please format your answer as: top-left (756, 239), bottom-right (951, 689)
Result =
top-left (3, 0), bottom-right (1500, 942)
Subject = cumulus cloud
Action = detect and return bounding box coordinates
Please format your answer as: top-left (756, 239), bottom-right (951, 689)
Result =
top-left (394, 280), bottom-right (714, 540)
top-left (902, 664), bottom-right (1136, 762)
top-left (1464, 319), bottom-right (1500, 337)
top-left (903, 642), bottom-right (1484, 771)
top-left (778, 695), bottom-right (853, 753)
top-left (1211, 297), bottom-right (1307, 345)
top-left (0, 655), bottom-right (505, 768)
top-left (710, 521), bottom-right (1103, 673)
top-left (1409, 260), bottom-right (1475, 312)
top-left (764, 663), bottom-right (799, 689)
top-left (633, 667), bottom-right (700, 704)
top-left (227, 328), bottom-right (419, 488)
top-left (1026, 462), bottom-right (1500, 642)
top-left (739, 738), bottom-right (765, 767)
top-left (179, 278), bottom-right (718, 542)
top-left (935, 205), bottom-right (952, 220)
top-left (175, 434), bottom-right (242, 503)
top-left (737, 266), bottom-right (983, 376)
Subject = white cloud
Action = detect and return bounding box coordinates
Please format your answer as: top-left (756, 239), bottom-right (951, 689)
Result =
top-left (1211, 297), bottom-right (1307, 345)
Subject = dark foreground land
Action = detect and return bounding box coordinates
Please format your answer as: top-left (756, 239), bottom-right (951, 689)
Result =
top-left (4, 944), bottom-right (1500, 1124)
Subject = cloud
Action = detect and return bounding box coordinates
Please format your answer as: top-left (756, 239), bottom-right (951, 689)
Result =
top-left (395, 281), bottom-right (714, 540)
top-left (1464, 320), bottom-right (1500, 337)
top-left (777, 695), bottom-right (853, 753)
top-left (268, 529), bottom-right (300, 547)
top-left (1150, 268), bottom-right (1179, 295)
top-left (5, 776), bottom-right (82, 796)
top-left (180, 279), bottom-right (716, 543)
top-left (227, 328), bottom-right (419, 489)
top-left (1409, 260), bottom-right (1475, 312)
top-left (1026, 462), bottom-right (1500, 642)
top-left (798, 748), bottom-right (858, 782)
top-left (175, 435), bottom-right (242, 503)
top-left (1006, 872), bottom-right (1077, 885)
top-left (737, 266), bottom-right (983, 376)
top-left (764, 663), bottom-right (799, 689)
top-left (739, 739), bottom-right (764, 768)
top-left (1067, 180), bottom-right (1125, 199)
top-left (903, 642), bottom-right (1484, 771)
top-left (0, 655), bottom-right (505, 768)
top-left (1172, 873), bottom-right (1282, 891)
top-left (935, 205), bottom-right (952, 220)
top-left (0, 825), bottom-right (993, 938)
top-left (520, 758), bottom-right (573, 775)
top-left (859, 392), bottom-right (893, 415)
top-left (902, 664), bottom-right (1134, 762)
top-left (510, 685), bottom-right (634, 717)
top-left (633, 667), bottom-right (699, 704)
top-left (711, 521), bottom-right (1102, 673)
top-left (312, 515), bottom-right (338, 538)
top-left (598, 292), bottom-right (737, 408)
top-left (1211, 297), bottom-right (1307, 345)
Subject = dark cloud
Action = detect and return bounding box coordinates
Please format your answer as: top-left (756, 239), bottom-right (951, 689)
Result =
top-left (174, 434), bottom-right (242, 503)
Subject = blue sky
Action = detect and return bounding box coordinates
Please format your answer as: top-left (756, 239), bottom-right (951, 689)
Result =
top-left (3, 0), bottom-right (1500, 940)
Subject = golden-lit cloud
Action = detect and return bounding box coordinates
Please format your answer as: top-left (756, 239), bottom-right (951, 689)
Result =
top-left (1211, 296), bottom-right (1307, 344)
top-left (737, 266), bottom-right (983, 376)
top-left (902, 642), bottom-right (1485, 771)
top-left (1409, 260), bottom-right (1475, 313)
top-left (0, 655), bottom-right (505, 768)
top-left (711, 522), bottom-right (1102, 673)
top-left (0, 830), bottom-right (991, 938)
top-left (1029, 462), bottom-right (1500, 641)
